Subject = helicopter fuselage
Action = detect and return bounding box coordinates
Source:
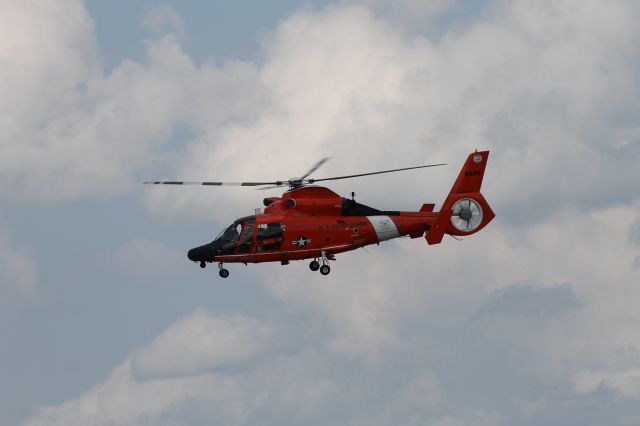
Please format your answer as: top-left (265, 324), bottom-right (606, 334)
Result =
top-left (188, 186), bottom-right (439, 266)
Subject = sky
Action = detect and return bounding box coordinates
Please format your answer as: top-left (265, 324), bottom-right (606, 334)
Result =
top-left (1, 0), bottom-right (640, 425)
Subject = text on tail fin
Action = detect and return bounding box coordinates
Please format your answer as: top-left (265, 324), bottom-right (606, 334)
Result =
top-left (450, 150), bottom-right (489, 194)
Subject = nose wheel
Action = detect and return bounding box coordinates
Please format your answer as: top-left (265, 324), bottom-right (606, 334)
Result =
top-left (218, 263), bottom-right (229, 278)
top-left (319, 264), bottom-right (330, 275)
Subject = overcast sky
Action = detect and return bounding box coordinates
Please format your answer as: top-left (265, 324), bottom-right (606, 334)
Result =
top-left (2, 0), bottom-right (640, 425)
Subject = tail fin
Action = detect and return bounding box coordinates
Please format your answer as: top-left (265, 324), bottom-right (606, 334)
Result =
top-left (426, 150), bottom-right (495, 245)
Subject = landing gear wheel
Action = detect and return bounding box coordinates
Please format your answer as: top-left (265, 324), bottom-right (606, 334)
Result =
top-left (219, 268), bottom-right (229, 278)
top-left (319, 264), bottom-right (331, 275)
top-left (200, 261), bottom-right (206, 269)
top-left (309, 260), bottom-right (320, 271)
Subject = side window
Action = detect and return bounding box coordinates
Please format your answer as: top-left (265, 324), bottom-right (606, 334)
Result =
top-left (237, 224), bottom-right (255, 254)
top-left (256, 222), bottom-right (283, 251)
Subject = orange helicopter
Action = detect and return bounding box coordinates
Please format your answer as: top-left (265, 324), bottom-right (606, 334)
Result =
top-left (145, 150), bottom-right (494, 278)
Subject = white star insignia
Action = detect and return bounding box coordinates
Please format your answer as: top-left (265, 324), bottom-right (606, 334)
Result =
top-left (293, 236), bottom-right (311, 247)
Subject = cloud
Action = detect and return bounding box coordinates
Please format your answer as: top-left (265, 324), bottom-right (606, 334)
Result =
top-left (574, 368), bottom-right (640, 398)
top-left (131, 309), bottom-right (273, 379)
top-left (27, 199), bottom-right (640, 426)
top-left (258, 202), bottom-right (640, 398)
top-left (24, 309), bottom-right (374, 426)
top-left (141, 0), bottom-right (640, 226)
top-left (629, 217), bottom-right (640, 247)
top-left (4, 0), bottom-right (638, 220)
top-left (476, 282), bottom-right (582, 319)
top-left (0, 0), bottom-right (100, 200)
top-left (142, 4), bottom-right (187, 42)
top-left (13, 0), bottom-right (640, 425)
top-left (0, 218), bottom-right (38, 303)
top-left (0, 1), bottom-right (265, 203)
top-left (25, 310), bottom-right (274, 426)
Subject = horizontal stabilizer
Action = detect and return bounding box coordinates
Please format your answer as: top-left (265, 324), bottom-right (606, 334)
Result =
top-left (420, 203), bottom-right (435, 213)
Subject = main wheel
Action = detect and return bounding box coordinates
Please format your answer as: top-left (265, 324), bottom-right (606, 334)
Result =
top-left (319, 264), bottom-right (330, 275)
top-left (219, 268), bottom-right (229, 278)
top-left (200, 261), bottom-right (206, 268)
top-left (309, 260), bottom-right (320, 271)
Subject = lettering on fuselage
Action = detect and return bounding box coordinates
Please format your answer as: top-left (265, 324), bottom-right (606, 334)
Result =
top-left (318, 221), bottom-right (367, 231)
top-left (464, 170), bottom-right (482, 177)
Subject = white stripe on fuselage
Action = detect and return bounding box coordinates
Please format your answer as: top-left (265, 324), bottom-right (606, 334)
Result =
top-left (367, 215), bottom-right (399, 242)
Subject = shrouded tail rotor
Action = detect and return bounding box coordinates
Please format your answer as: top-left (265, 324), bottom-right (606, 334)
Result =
top-left (426, 150), bottom-right (495, 245)
top-left (451, 198), bottom-right (483, 232)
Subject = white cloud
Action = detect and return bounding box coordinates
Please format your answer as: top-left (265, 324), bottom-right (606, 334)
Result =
top-left (24, 309), bottom-right (347, 426)
top-left (4, 0), bottom-right (638, 217)
top-left (259, 201), bottom-right (640, 395)
top-left (120, 0), bottom-right (640, 414)
top-left (0, 218), bottom-right (38, 302)
top-left (29, 203), bottom-right (640, 424)
top-left (26, 198), bottom-right (640, 424)
top-left (26, 309), bottom-right (274, 426)
top-left (0, 0), bottom-right (100, 199)
top-left (26, 358), bottom-right (248, 426)
top-left (401, 370), bottom-right (443, 407)
top-left (142, 4), bottom-right (187, 42)
top-left (137, 0), bottom-right (640, 227)
top-left (26, 306), bottom-right (453, 426)
top-left (574, 368), bottom-right (640, 398)
top-left (12, 0), bottom-right (640, 424)
top-left (132, 309), bottom-right (273, 379)
top-left (0, 1), bottom-right (264, 203)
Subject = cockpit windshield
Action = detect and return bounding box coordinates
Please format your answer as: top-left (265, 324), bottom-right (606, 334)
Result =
top-left (214, 222), bottom-right (242, 243)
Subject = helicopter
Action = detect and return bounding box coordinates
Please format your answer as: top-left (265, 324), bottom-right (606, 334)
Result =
top-left (144, 150), bottom-right (494, 278)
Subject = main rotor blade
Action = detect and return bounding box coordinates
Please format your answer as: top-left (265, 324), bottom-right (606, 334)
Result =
top-left (308, 163), bottom-right (447, 183)
top-left (299, 157), bottom-right (331, 180)
top-left (256, 185), bottom-right (284, 190)
top-left (143, 160), bottom-right (445, 188)
top-left (143, 181), bottom-right (280, 187)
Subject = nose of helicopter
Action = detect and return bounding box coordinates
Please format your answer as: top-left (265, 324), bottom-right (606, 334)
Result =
top-left (187, 244), bottom-right (215, 263)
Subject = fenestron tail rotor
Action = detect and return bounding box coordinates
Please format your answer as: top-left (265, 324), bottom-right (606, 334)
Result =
top-left (451, 198), bottom-right (483, 232)
top-left (144, 157), bottom-right (446, 190)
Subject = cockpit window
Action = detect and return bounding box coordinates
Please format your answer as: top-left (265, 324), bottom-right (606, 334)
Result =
top-left (214, 223), bottom-right (242, 242)
top-left (237, 224), bottom-right (255, 253)
top-left (256, 222), bottom-right (283, 251)
top-left (239, 225), bottom-right (254, 244)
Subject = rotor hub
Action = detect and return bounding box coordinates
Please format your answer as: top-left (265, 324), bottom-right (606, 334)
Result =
top-left (451, 198), bottom-right (483, 232)
top-left (459, 208), bottom-right (473, 221)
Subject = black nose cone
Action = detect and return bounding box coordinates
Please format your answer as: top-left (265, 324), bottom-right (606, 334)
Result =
top-left (187, 244), bottom-right (214, 263)
top-left (187, 248), bottom-right (198, 261)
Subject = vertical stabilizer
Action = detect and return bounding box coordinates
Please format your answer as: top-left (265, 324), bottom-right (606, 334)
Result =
top-left (426, 150), bottom-right (495, 245)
